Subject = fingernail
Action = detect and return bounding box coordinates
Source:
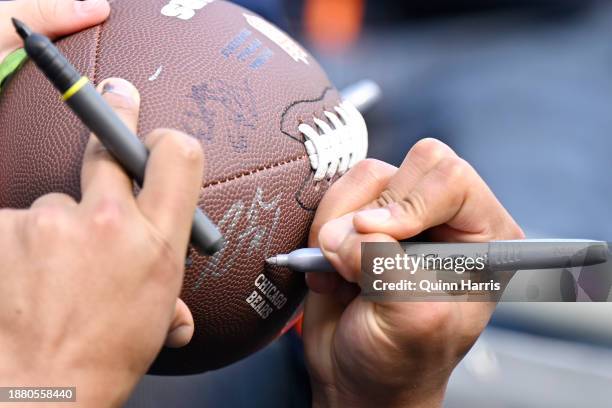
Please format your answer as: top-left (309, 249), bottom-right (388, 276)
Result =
top-left (74, 0), bottom-right (105, 14)
top-left (165, 324), bottom-right (193, 348)
top-left (320, 215), bottom-right (353, 254)
top-left (100, 78), bottom-right (140, 106)
top-left (355, 208), bottom-right (391, 225)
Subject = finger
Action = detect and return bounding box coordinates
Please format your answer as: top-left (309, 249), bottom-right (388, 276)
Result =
top-left (80, 78), bottom-right (140, 204)
top-left (329, 231), bottom-right (399, 283)
top-left (165, 298), bottom-right (195, 348)
top-left (319, 211), bottom-right (397, 283)
top-left (307, 213), bottom-right (354, 293)
top-left (136, 129), bottom-right (204, 253)
top-left (354, 155), bottom-right (522, 241)
top-left (302, 291), bottom-right (343, 369)
top-left (307, 159), bottom-right (395, 293)
top-left (0, 209), bottom-right (25, 250)
top-left (328, 280), bottom-right (360, 307)
top-left (30, 193), bottom-right (77, 210)
top-left (371, 138), bottom-right (456, 210)
top-left (351, 138), bottom-right (460, 238)
top-left (302, 282), bottom-right (361, 351)
top-left (304, 231), bottom-right (395, 356)
top-left (6, 0), bottom-right (109, 40)
top-left (308, 159), bottom-right (397, 244)
top-left (305, 272), bottom-right (341, 294)
top-left (0, 0), bottom-right (110, 58)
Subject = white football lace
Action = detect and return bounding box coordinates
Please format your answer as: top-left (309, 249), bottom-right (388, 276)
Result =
top-left (298, 101), bottom-right (368, 181)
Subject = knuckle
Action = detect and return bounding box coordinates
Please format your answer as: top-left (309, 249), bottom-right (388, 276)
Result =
top-left (145, 128), bottom-right (168, 142)
top-left (158, 130), bottom-right (204, 165)
top-left (351, 159), bottom-right (388, 179)
top-left (349, 159), bottom-right (395, 187)
top-left (376, 188), bottom-right (402, 208)
top-left (437, 156), bottom-right (468, 183)
top-left (28, 207), bottom-right (74, 237)
top-left (175, 135), bottom-right (204, 164)
top-left (398, 191), bottom-right (426, 229)
top-left (89, 197), bottom-right (126, 233)
top-left (410, 138), bottom-right (454, 166)
top-left (380, 185), bottom-right (426, 220)
top-left (377, 187), bottom-right (428, 233)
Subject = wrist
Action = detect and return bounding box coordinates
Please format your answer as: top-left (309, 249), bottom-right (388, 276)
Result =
top-left (4, 363), bottom-right (137, 407)
top-left (311, 380), bottom-right (446, 408)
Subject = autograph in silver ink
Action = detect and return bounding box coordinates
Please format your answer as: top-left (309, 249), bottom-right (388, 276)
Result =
top-left (193, 187), bottom-right (281, 289)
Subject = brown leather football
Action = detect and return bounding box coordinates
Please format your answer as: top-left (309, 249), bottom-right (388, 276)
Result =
top-left (0, 0), bottom-right (367, 374)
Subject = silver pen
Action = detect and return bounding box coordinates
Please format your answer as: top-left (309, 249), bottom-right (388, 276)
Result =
top-left (266, 239), bottom-right (610, 273)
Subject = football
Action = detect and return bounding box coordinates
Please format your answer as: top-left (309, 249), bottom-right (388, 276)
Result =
top-left (0, 0), bottom-right (367, 374)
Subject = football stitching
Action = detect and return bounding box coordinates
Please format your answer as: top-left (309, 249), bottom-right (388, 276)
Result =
top-left (201, 154), bottom-right (308, 189)
top-left (279, 87), bottom-right (340, 212)
top-left (91, 24), bottom-right (104, 85)
top-left (200, 88), bottom-right (339, 190)
top-left (89, 19), bottom-right (313, 195)
top-left (299, 101), bottom-right (369, 181)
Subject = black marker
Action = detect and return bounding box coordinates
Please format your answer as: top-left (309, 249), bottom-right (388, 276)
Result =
top-left (12, 18), bottom-right (224, 255)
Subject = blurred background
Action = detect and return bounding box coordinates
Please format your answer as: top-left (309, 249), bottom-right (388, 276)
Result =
top-left (128, 0), bottom-right (612, 406)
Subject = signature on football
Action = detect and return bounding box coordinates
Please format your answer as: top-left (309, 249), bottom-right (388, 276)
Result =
top-left (193, 187), bottom-right (281, 289)
top-left (183, 78), bottom-right (258, 153)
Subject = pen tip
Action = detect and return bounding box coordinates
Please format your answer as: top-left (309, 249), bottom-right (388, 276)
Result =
top-left (266, 257), bottom-right (277, 265)
top-left (11, 18), bottom-right (32, 40)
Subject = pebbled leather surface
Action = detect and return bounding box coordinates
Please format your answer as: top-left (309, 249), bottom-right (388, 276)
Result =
top-left (0, 0), bottom-right (341, 374)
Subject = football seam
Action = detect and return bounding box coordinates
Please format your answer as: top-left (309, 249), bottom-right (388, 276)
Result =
top-left (91, 24), bottom-right (104, 85)
top-left (200, 88), bottom-right (339, 192)
top-left (89, 20), bottom-right (312, 194)
top-left (201, 154), bottom-right (308, 189)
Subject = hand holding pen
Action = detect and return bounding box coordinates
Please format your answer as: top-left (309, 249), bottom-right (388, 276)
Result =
top-left (12, 19), bottom-right (223, 255)
top-left (268, 240), bottom-right (610, 273)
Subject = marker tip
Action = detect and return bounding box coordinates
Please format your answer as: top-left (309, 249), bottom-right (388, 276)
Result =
top-left (11, 18), bottom-right (32, 40)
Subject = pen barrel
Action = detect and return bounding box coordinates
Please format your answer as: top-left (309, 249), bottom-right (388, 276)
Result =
top-left (67, 83), bottom-right (224, 255)
top-left (488, 241), bottom-right (609, 271)
top-left (19, 27), bottom-right (224, 256)
top-left (288, 248), bottom-right (335, 273)
top-left (66, 83), bottom-right (149, 183)
top-left (191, 210), bottom-right (225, 255)
top-left (25, 34), bottom-right (80, 94)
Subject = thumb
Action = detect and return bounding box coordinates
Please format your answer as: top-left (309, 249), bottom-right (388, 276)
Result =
top-left (1, 0), bottom-right (110, 55)
top-left (164, 298), bottom-right (195, 348)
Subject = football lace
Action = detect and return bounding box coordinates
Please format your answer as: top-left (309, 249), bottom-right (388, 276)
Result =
top-left (298, 101), bottom-right (369, 181)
